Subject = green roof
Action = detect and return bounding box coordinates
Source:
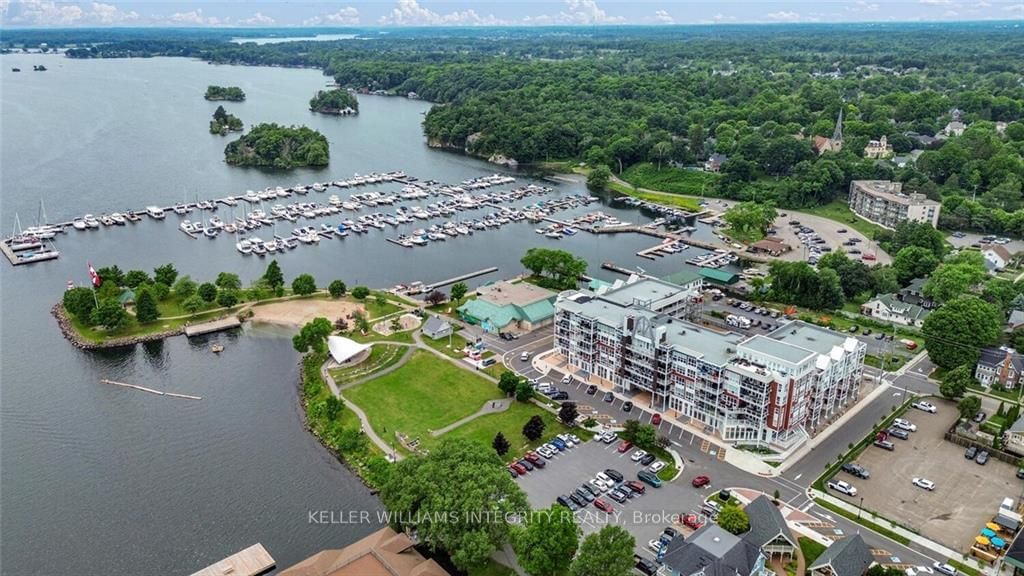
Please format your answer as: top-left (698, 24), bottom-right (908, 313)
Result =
top-left (457, 295), bottom-right (556, 329)
top-left (519, 299), bottom-right (555, 323)
top-left (662, 268), bottom-right (703, 286)
top-left (117, 289), bottom-right (136, 304)
top-left (588, 278), bottom-right (613, 291)
top-left (700, 267), bottom-right (738, 284)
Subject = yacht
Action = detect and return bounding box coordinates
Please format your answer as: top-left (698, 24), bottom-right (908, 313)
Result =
top-left (203, 226), bottom-right (219, 238)
top-left (146, 206), bottom-right (166, 219)
top-left (110, 213), bottom-right (127, 225)
top-left (235, 239), bottom-right (253, 254)
top-left (72, 218), bottom-right (87, 230)
top-left (83, 214), bottom-right (100, 229)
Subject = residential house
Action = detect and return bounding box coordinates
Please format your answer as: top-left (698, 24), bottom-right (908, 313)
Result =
top-left (704, 153), bottom-right (728, 173)
top-left (975, 346), bottom-right (1024, 390)
top-left (748, 238), bottom-right (793, 257)
top-left (457, 280), bottom-right (557, 334)
top-left (1007, 309), bottom-right (1024, 333)
top-left (421, 315), bottom-right (453, 340)
top-left (807, 534), bottom-right (873, 576)
top-left (813, 110), bottom-right (844, 156)
top-left (279, 526), bottom-right (450, 576)
top-left (905, 132), bottom-right (938, 148)
top-left (848, 180), bottom-right (941, 229)
top-left (943, 120), bottom-right (967, 138)
top-left (1004, 415), bottom-right (1024, 457)
top-left (863, 135), bottom-right (894, 159)
top-left (860, 278), bottom-right (936, 327)
top-left (983, 245), bottom-right (1014, 271)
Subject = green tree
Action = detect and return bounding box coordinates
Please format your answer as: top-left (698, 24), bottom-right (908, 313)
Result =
top-left (153, 263), bottom-right (178, 287)
top-left (587, 164), bottom-right (612, 190)
top-left (871, 265), bottom-right (900, 295)
top-left (263, 260), bottom-right (285, 294)
top-left (722, 201), bottom-right (778, 241)
top-left (173, 275), bottom-right (197, 300)
top-left (892, 246), bottom-right (940, 285)
top-left (351, 286), bottom-right (370, 300)
top-left (923, 296), bottom-right (1003, 369)
top-left (63, 286), bottom-right (97, 320)
top-left (353, 310), bottom-right (370, 333)
top-left (959, 395), bottom-right (982, 421)
top-left (716, 503), bottom-right (750, 535)
top-left (632, 423), bottom-right (657, 450)
top-left (215, 272), bottom-right (242, 291)
top-left (292, 317), bottom-right (333, 354)
top-left (181, 294), bottom-right (205, 316)
top-left (328, 280), bottom-right (347, 298)
top-left (514, 506), bottom-right (581, 576)
top-left (520, 248), bottom-right (587, 291)
top-left (818, 252), bottom-right (874, 299)
top-left (515, 380), bottom-right (534, 402)
top-left (379, 439), bottom-right (528, 571)
top-left (123, 269), bottom-right (151, 288)
top-left (523, 415), bottom-right (546, 441)
top-left (151, 281), bottom-right (170, 301)
top-left (292, 273), bottom-right (317, 296)
top-left (213, 104), bottom-right (228, 122)
top-left (134, 288), bottom-right (160, 324)
top-left (815, 268), bottom-right (846, 310)
top-left (492, 432), bottom-right (511, 457)
top-left (217, 289), bottom-right (239, 308)
top-left (558, 402), bottom-right (579, 425)
top-left (940, 364), bottom-right (975, 399)
top-left (96, 265), bottom-right (125, 288)
top-left (323, 395), bottom-right (344, 421)
top-left (90, 298), bottom-right (128, 329)
top-left (247, 278), bottom-right (272, 301)
top-left (450, 281), bottom-right (468, 302)
top-left (924, 260), bottom-right (987, 303)
top-left (569, 525), bottom-right (635, 576)
top-left (197, 282), bottom-right (217, 303)
top-left (499, 371), bottom-right (521, 396)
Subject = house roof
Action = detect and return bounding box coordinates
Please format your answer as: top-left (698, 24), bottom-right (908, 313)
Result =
top-left (750, 238), bottom-right (791, 253)
top-left (986, 245), bottom-right (1013, 263)
top-left (422, 316), bottom-right (451, 334)
top-left (868, 293), bottom-right (931, 322)
top-left (476, 280), bottom-right (555, 308)
top-left (808, 534), bottom-right (872, 576)
top-left (661, 523), bottom-right (763, 576)
top-left (978, 347), bottom-right (1024, 373)
top-left (1004, 531), bottom-right (1024, 571)
top-left (117, 289), bottom-right (136, 304)
top-left (1008, 309), bottom-right (1024, 328)
top-left (279, 526), bottom-right (449, 576)
top-left (458, 298), bottom-right (516, 328)
top-left (744, 496), bottom-right (796, 550)
top-left (663, 268), bottom-right (704, 286)
top-left (1008, 415), bottom-right (1024, 434)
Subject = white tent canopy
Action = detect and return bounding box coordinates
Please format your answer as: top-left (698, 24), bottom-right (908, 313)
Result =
top-left (327, 336), bottom-right (372, 364)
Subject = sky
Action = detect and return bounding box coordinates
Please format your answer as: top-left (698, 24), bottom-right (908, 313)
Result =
top-left (1, 0), bottom-right (1021, 27)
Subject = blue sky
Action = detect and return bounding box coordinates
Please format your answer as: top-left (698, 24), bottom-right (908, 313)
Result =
top-left (2, 0), bottom-right (1022, 27)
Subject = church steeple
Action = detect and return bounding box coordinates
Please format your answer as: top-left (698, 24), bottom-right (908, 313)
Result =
top-left (832, 108), bottom-right (844, 142)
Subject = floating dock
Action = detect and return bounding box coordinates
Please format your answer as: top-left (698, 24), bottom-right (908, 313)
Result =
top-left (100, 379), bottom-right (202, 400)
top-left (189, 543), bottom-right (275, 576)
top-left (184, 317), bottom-right (242, 338)
top-left (426, 266), bottom-right (499, 290)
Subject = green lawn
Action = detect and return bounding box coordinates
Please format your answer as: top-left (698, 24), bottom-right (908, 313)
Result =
top-left (358, 292), bottom-right (403, 319)
top-left (422, 331), bottom-right (471, 358)
top-left (347, 328), bottom-right (416, 345)
top-left (328, 344), bottom-right (407, 386)
top-left (436, 401), bottom-right (567, 461)
top-left (813, 498), bottom-right (911, 545)
top-left (345, 350), bottom-right (503, 442)
top-left (798, 537), bottom-right (826, 565)
top-left (801, 200), bottom-right (886, 240)
top-left (469, 560), bottom-right (517, 576)
top-left (621, 162), bottom-right (719, 196)
top-left (67, 306), bottom-right (228, 343)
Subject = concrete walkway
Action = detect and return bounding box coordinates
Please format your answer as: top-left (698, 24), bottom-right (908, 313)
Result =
top-left (321, 361), bottom-right (404, 461)
top-left (334, 344), bottom-right (415, 391)
top-left (430, 398), bottom-right (512, 437)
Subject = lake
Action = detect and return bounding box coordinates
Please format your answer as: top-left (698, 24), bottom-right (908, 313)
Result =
top-left (0, 54), bottom-right (707, 575)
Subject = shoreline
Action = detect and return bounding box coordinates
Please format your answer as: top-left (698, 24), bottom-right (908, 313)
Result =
top-left (51, 302), bottom-right (187, 350)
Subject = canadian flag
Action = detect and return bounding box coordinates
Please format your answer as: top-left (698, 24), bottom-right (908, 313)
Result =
top-left (87, 262), bottom-right (101, 287)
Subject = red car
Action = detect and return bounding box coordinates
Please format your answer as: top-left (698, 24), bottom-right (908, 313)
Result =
top-left (617, 441), bottom-right (633, 453)
top-left (524, 452), bottom-right (541, 464)
top-left (594, 498), bottom-right (614, 513)
top-left (625, 480), bottom-right (646, 494)
top-left (683, 514), bottom-right (704, 530)
top-left (651, 413), bottom-right (662, 425)
top-left (691, 475), bottom-right (710, 488)
top-left (511, 463), bottom-right (527, 475)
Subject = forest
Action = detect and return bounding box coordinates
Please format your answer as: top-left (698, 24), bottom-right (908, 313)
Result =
top-left (309, 89), bottom-right (359, 115)
top-left (224, 123), bottom-right (329, 169)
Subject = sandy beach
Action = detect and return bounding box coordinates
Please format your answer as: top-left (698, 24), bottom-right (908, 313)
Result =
top-left (248, 298), bottom-right (367, 328)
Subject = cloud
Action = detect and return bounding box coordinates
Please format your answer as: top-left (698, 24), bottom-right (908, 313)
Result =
top-left (378, 0), bottom-right (505, 25)
top-left (944, 9), bottom-right (959, 15)
top-left (654, 9), bottom-right (673, 23)
top-left (765, 10), bottom-right (802, 21)
top-left (698, 12), bottom-right (736, 23)
top-left (1004, 3), bottom-right (1023, 13)
top-left (239, 11), bottom-right (274, 26)
top-left (849, 0), bottom-right (881, 12)
top-left (919, 0), bottom-right (953, 5)
top-left (305, 6), bottom-right (359, 26)
top-left (4, 0), bottom-right (138, 25)
top-left (557, 0), bottom-right (624, 24)
top-left (89, 2), bottom-right (137, 23)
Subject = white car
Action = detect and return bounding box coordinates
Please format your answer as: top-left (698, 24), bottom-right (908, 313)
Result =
top-left (596, 472), bottom-right (613, 485)
top-left (912, 477), bottom-right (936, 491)
top-left (561, 374), bottom-right (573, 385)
top-left (912, 401), bottom-right (937, 414)
top-left (827, 479), bottom-right (857, 496)
top-left (601, 432), bottom-right (618, 444)
top-left (650, 461), bottom-right (667, 473)
top-left (520, 351), bottom-right (531, 361)
top-left (569, 434), bottom-right (582, 444)
top-left (557, 434), bottom-right (576, 448)
top-left (915, 566), bottom-right (934, 575)
top-left (631, 449), bottom-right (648, 462)
top-left (893, 418), bottom-right (917, 432)
top-left (648, 539), bottom-right (664, 554)
top-left (588, 479), bottom-right (608, 493)
top-left (933, 563), bottom-right (956, 576)
top-left (536, 446), bottom-right (554, 459)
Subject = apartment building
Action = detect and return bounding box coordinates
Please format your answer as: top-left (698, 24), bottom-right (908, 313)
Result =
top-left (848, 180), bottom-right (941, 229)
top-left (554, 280), bottom-right (865, 450)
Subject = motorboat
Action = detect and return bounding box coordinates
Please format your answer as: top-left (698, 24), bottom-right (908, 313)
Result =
top-left (110, 213), bottom-right (126, 225)
top-left (146, 206), bottom-right (166, 219)
top-left (83, 214), bottom-right (100, 229)
top-left (72, 218), bottom-right (87, 230)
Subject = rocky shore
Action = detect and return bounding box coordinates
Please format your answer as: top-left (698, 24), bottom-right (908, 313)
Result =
top-left (51, 303), bottom-right (186, 350)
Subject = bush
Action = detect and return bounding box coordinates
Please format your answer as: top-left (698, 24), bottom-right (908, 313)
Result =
top-left (352, 286), bottom-right (370, 300)
top-left (292, 273), bottom-right (317, 296)
top-left (328, 280), bottom-right (347, 298)
top-left (197, 282), bottom-right (218, 303)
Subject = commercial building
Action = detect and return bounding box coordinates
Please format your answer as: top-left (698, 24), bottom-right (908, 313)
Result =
top-left (279, 526), bottom-right (449, 576)
top-left (457, 280), bottom-right (556, 334)
top-left (848, 180), bottom-right (941, 230)
top-left (553, 279), bottom-right (866, 450)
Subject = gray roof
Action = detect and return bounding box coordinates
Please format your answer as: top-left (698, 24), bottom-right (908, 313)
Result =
top-left (868, 294), bottom-right (931, 322)
top-left (600, 277), bottom-right (693, 307)
top-left (1009, 310), bottom-right (1024, 327)
top-left (978, 347), bottom-right (1024, 372)
top-left (744, 496), bottom-right (795, 550)
top-left (422, 316), bottom-right (451, 334)
top-left (766, 322), bottom-right (851, 357)
top-left (741, 335), bottom-right (816, 365)
top-left (661, 523), bottom-right (763, 576)
top-left (808, 534), bottom-right (872, 576)
top-left (1008, 415), bottom-right (1024, 434)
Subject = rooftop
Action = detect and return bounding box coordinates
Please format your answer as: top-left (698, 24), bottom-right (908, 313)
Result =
top-left (808, 533), bottom-right (872, 576)
top-left (741, 334), bottom-right (816, 366)
top-left (279, 527), bottom-right (449, 576)
top-left (476, 280), bottom-right (555, 308)
top-left (661, 523), bottom-right (763, 576)
top-left (768, 322), bottom-right (852, 357)
top-left (600, 277), bottom-right (696, 307)
top-left (850, 180), bottom-right (940, 207)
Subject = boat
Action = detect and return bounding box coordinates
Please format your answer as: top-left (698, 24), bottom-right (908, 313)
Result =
top-left (203, 227), bottom-right (219, 238)
top-left (144, 205), bottom-right (166, 219)
top-left (110, 213), bottom-right (126, 225)
top-left (72, 218), bottom-right (87, 230)
top-left (211, 343), bottom-right (224, 353)
top-left (83, 214), bottom-right (100, 229)
top-left (545, 231), bottom-right (562, 239)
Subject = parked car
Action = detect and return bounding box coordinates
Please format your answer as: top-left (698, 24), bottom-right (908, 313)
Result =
top-left (603, 391), bottom-right (614, 403)
top-left (976, 451), bottom-right (990, 465)
top-left (550, 391), bottom-right (569, 401)
top-left (586, 384), bottom-right (597, 395)
top-left (557, 434), bottom-right (576, 448)
top-left (561, 374), bottom-right (573, 385)
top-left (635, 557), bottom-right (658, 575)
top-left (626, 480), bottom-right (646, 494)
top-left (974, 411), bottom-right (987, 423)
top-left (841, 463), bottom-right (870, 479)
top-left (508, 467), bottom-right (518, 478)
top-left (912, 401), bottom-right (937, 413)
top-left (912, 478), bottom-right (936, 491)
top-left (683, 513), bottom-right (704, 530)
top-left (605, 469), bottom-right (625, 483)
top-left (827, 479), bottom-right (857, 496)
top-left (631, 449), bottom-right (648, 462)
top-left (965, 446), bottom-right (978, 459)
top-left (518, 459), bottom-right (534, 471)
top-left (662, 527), bottom-right (679, 542)
top-left (651, 413), bottom-right (662, 425)
top-left (551, 438), bottom-right (567, 451)
top-left (575, 487), bottom-right (595, 502)
top-left (589, 479), bottom-right (608, 493)
top-left (594, 498), bottom-right (613, 513)
top-left (893, 418), bottom-right (917, 432)
top-left (537, 446), bottom-right (555, 459)
top-left (511, 463), bottom-right (527, 475)
top-left (569, 493), bottom-right (587, 508)
top-left (692, 475), bottom-right (711, 488)
top-left (600, 431), bottom-right (618, 444)
top-left (638, 470), bottom-right (663, 487)
top-left (623, 401), bottom-right (634, 412)
top-left (874, 439), bottom-right (895, 451)
top-left (641, 453), bottom-right (656, 466)
top-left (556, 495), bottom-right (578, 511)
top-left (650, 461), bottom-right (667, 473)
top-left (887, 427), bottom-right (910, 440)
top-left (1016, 468), bottom-right (1024, 480)
top-left (933, 563), bottom-right (957, 576)
top-left (607, 489), bottom-right (627, 503)
top-left (617, 441), bottom-right (633, 453)
top-left (648, 539), bottom-right (664, 554)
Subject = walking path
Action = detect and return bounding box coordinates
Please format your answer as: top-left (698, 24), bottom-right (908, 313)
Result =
top-left (321, 361), bottom-right (404, 461)
top-left (335, 344), bottom-right (415, 391)
top-left (430, 398), bottom-right (512, 437)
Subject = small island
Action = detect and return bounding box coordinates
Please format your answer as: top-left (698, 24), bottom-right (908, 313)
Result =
top-left (309, 89), bottom-right (359, 116)
top-left (209, 105), bottom-right (243, 136)
top-left (32, 65), bottom-right (47, 71)
top-left (224, 123), bottom-right (329, 169)
top-left (204, 85), bottom-right (245, 101)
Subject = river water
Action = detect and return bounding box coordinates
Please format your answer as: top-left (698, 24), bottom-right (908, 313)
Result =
top-left (0, 54), bottom-right (710, 575)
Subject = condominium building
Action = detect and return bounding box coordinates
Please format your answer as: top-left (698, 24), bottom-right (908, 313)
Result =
top-left (553, 280), bottom-right (865, 450)
top-left (848, 180), bottom-right (941, 229)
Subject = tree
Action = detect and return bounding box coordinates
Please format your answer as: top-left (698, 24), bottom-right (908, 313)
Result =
top-left (569, 525), bottom-right (635, 576)
top-left (924, 260), bottom-right (987, 303)
top-left (716, 503), bottom-right (750, 535)
top-left (651, 141), bottom-right (672, 170)
top-left (292, 317), bottom-right (333, 354)
top-left (520, 248), bottom-right (587, 291)
top-left (374, 292), bottom-right (387, 309)
top-left (959, 395), bottom-right (982, 421)
top-left (247, 278), bottom-right (272, 301)
top-left (871, 266), bottom-right (900, 295)
top-left (217, 289), bottom-right (239, 308)
top-left (514, 505), bottom-right (581, 576)
top-left (815, 268), bottom-right (846, 310)
top-left (450, 282), bottom-right (468, 301)
top-left (492, 432), bottom-right (511, 456)
top-left (523, 415), bottom-right (546, 441)
top-left (123, 269), bottom-right (151, 288)
top-left (425, 290), bottom-right (447, 306)
top-left (940, 364), bottom-right (975, 399)
top-left (559, 402), bottom-right (579, 425)
top-left (197, 282), bottom-right (218, 303)
top-left (353, 311), bottom-right (370, 333)
top-left (173, 275), bottom-right (197, 300)
top-left (292, 273), bottom-right (317, 296)
top-left (351, 285), bottom-right (370, 300)
top-left (63, 286), bottom-right (97, 320)
top-left (922, 296), bottom-right (1003, 369)
top-left (587, 164), bottom-right (612, 190)
top-left (151, 281), bottom-right (170, 301)
top-left (818, 252), bottom-right (874, 299)
top-left (323, 395), bottom-right (344, 421)
top-left (134, 288), bottom-right (159, 324)
top-left (515, 380), bottom-right (534, 402)
top-left (633, 423), bottom-right (657, 450)
top-left (213, 104), bottom-right (228, 122)
top-left (153, 263), bottom-right (178, 287)
top-left (379, 439), bottom-right (528, 571)
top-left (90, 298), bottom-right (128, 330)
top-left (499, 371), bottom-right (521, 396)
top-left (263, 260), bottom-right (285, 294)
top-left (722, 201), bottom-right (778, 241)
top-left (880, 220), bottom-right (946, 258)
top-left (181, 295), bottom-right (205, 316)
top-left (328, 280), bottom-right (347, 298)
top-left (96, 265), bottom-right (124, 287)
top-left (892, 246), bottom-right (940, 285)
top-left (215, 272), bottom-right (242, 291)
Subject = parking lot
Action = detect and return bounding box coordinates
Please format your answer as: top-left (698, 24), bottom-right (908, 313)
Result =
top-left (515, 438), bottom-right (720, 557)
top-left (832, 400), bottom-right (1024, 549)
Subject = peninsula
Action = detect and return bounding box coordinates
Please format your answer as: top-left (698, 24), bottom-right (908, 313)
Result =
top-left (309, 89), bottom-right (359, 116)
top-left (204, 85), bottom-right (245, 101)
top-left (224, 123), bottom-right (329, 169)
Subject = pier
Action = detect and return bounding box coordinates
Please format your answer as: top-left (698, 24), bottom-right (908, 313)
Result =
top-left (184, 317), bottom-right (242, 338)
top-left (190, 543), bottom-right (275, 576)
top-left (100, 379), bottom-right (202, 400)
top-left (425, 266), bottom-right (499, 290)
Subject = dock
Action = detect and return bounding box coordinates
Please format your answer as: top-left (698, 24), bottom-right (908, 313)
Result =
top-left (190, 543), bottom-right (275, 576)
top-left (100, 379), bottom-right (202, 400)
top-left (425, 266), bottom-right (499, 290)
top-left (184, 317), bottom-right (242, 337)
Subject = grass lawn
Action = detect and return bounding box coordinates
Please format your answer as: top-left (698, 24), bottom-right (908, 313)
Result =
top-left (621, 162), bottom-right (719, 197)
top-left (722, 226), bottom-right (764, 245)
top-left (435, 401), bottom-right (566, 461)
top-left (422, 331), bottom-right (471, 359)
top-left (358, 292), bottom-right (403, 319)
top-left (347, 328), bottom-right (416, 345)
top-left (67, 307), bottom-right (228, 343)
top-left (813, 498), bottom-right (911, 545)
top-left (468, 560), bottom-right (517, 576)
top-left (328, 344), bottom-right (407, 386)
top-left (345, 350), bottom-right (502, 442)
top-left (801, 200), bottom-right (886, 240)
top-left (798, 537), bottom-right (826, 565)
top-left (968, 382), bottom-right (1021, 403)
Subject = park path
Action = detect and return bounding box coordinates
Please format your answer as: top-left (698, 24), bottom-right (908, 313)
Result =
top-left (321, 361), bottom-right (404, 461)
top-left (335, 344), bottom-right (416, 391)
top-left (430, 398), bottom-right (512, 437)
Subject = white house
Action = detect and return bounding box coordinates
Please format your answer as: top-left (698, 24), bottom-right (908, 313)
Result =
top-left (984, 245), bottom-right (1013, 271)
top-left (421, 316), bottom-right (453, 340)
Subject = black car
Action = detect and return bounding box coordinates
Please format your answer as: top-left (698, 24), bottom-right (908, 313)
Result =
top-left (974, 411), bottom-right (987, 423)
top-left (550, 391), bottom-right (569, 401)
top-left (662, 527), bottom-right (679, 540)
top-left (586, 384), bottom-right (597, 395)
top-left (623, 401), bottom-right (634, 412)
top-left (603, 391), bottom-right (614, 403)
top-left (580, 483), bottom-right (597, 497)
top-left (509, 468), bottom-right (518, 478)
top-left (605, 468), bottom-right (624, 482)
top-left (640, 453), bottom-right (657, 466)
top-left (965, 446), bottom-right (978, 459)
top-left (575, 487), bottom-right (595, 502)
top-left (976, 451), bottom-right (990, 465)
top-left (556, 495), bottom-right (578, 511)
top-left (636, 558), bottom-right (659, 575)
top-left (841, 462), bottom-right (870, 479)
top-left (607, 489), bottom-right (627, 503)
top-left (568, 493), bottom-right (587, 508)
top-left (518, 459), bottom-right (534, 471)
